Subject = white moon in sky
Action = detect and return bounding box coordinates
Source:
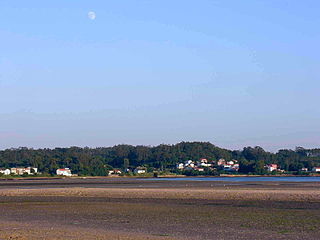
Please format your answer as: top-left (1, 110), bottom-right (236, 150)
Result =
top-left (88, 11), bottom-right (96, 20)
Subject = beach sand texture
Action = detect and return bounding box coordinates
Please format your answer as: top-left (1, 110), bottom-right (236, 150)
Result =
top-left (0, 178), bottom-right (319, 239)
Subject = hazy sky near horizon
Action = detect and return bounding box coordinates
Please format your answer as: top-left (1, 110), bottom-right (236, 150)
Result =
top-left (1, 1), bottom-right (319, 151)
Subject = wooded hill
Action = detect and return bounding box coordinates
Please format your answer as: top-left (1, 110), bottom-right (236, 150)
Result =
top-left (0, 142), bottom-right (320, 175)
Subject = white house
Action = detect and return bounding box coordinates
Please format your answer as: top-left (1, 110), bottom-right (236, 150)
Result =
top-left (10, 167), bottom-right (38, 175)
top-left (266, 164), bottom-right (278, 172)
top-left (27, 167), bottom-right (38, 174)
top-left (56, 168), bottom-right (72, 176)
top-left (134, 167), bottom-right (147, 174)
top-left (176, 163), bottom-right (184, 169)
top-left (312, 167), bottom-right (320, 173)
top-left (227, 160), bottom-right (235, 165)
top-left (184, 160), bottom-right (195, 168)
top-left (108, 169), bottom-right (122, 175)
top-left (301, 168), bottom-right (308, 172)
top-left (217, 159), bottom-right (226, 166)
top-left (0, 169), bottom-right (11, 175)
top-left (223, 164), bottom-right (232, 171)
top-left (198, 158), bottom-right (212, 167)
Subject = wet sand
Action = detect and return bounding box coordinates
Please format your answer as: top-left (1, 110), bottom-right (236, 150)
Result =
top-left (0, 178), bottom-right (319, 239)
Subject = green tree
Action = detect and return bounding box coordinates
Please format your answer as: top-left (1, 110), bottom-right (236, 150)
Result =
top-left (253, 160), bottom-right (266, 175)
top-left (123, 158), bottom-right (129, 171)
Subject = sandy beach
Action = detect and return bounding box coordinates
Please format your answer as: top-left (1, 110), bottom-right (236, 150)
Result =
top-left (0, 178), bottom-right (319, 239)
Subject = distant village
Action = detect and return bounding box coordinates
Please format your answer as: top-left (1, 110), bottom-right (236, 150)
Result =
top-left (0, 167), bottom-right (74, 176)
top-left (1, 158), bottom-right (320, 177)
top-left (176, 158), bottom-right (239, 172)
top-left (0, 166), bottom-right (148, 177)
top-left (176, 158), bottom-right (320, 174)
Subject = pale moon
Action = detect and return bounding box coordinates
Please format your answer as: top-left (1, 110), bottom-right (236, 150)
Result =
top-left (88, 11), bottom-right (96, 20)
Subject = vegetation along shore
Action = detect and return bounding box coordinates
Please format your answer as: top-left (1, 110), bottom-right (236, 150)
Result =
top-left (1, 142), bottom-right (320, 177)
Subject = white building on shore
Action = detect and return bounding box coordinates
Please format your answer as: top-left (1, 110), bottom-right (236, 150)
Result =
top-left (0, 169), bottom-right (11, 175)
top-left (312, 167), bottom-right (320, 173)
top-left (56, 168), bottom-right (72, 176)
top-left (266, 164), bottom-right (278, 172)
top-left (134, 167), bottom-right (147, 174)
top-left (10, 167), bottom-right (38, 175)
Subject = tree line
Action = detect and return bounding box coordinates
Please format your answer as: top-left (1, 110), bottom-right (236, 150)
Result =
top-left (0, 142), bottom-right (319, 176)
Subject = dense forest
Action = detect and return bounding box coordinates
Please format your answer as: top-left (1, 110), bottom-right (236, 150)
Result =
top-left (0, 142), bottom-right (320, 176)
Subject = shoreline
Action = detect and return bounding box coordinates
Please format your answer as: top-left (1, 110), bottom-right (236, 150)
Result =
top-left (1, 174), bottom-right (320, 181)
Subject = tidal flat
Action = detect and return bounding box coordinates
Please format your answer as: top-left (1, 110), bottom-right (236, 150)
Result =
top-left (0, 178), bottom-right (319, 240)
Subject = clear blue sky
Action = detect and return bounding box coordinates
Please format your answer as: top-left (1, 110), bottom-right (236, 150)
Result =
top-left (0, 0), bottom-right (319, 151)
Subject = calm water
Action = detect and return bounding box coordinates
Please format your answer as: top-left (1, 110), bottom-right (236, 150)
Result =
top-left (145, 176), bottom-right (320, 182)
